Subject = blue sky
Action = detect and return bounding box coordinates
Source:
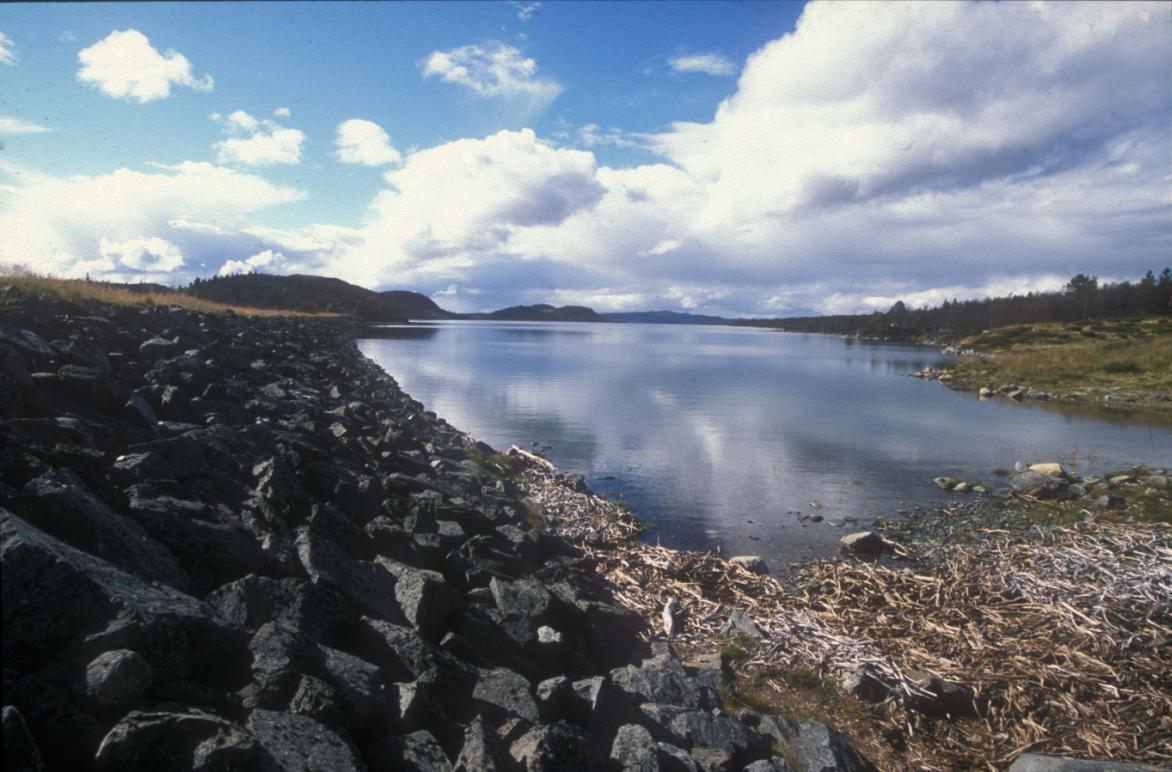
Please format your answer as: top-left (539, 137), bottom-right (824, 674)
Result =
top-left (1, 1), bottom-right (1169, 315)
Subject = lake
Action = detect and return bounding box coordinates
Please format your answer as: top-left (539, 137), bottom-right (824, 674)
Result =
top-left (359, 321), bottom-right (1171, 567)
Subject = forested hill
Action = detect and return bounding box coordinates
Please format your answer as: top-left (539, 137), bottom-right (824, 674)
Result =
top-left (186, 274), bottom-right (454, 321)
top-left (185, 275), bottom-right (600, 322)
top-left (736, 269), bottom-right (1172, 340)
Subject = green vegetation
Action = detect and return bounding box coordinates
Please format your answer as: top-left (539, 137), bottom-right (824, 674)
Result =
top-left (737, 268), bottom-right (1171, 340)
top-left (0, 271), bottom-right (331, 317)
top-left (947, 319), bottom-right (1172, 406)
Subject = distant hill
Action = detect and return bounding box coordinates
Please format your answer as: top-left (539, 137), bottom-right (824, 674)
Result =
top-left (378, 290), bottom-right (458, 320)
top-left (185, 274), bottom-right (614, 323)
top-left (186, 274), bottom-right (453, 322)
top-left (603, 310), bottom-right (729, 325)
top-left (469, 304), bottom-right (606, 322)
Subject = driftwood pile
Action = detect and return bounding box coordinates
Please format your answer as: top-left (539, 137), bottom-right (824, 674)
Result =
top-left (509, 446), bottom-right (1172, 770)
top-left (797, 522), bottom-right (1172, 768)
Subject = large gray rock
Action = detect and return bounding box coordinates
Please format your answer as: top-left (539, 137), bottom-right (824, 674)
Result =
top-left (248, 709), bottom-right (365, 772)
top-left (668, 709), bottom-right (770, 767)
top-left (611, 646), bottom-right (715, 710)
top-left (95, 707), bottom-right (257, 771)
top-left (509, 721), bottom-right (600, 772)
top-left (454, 716), bottom-right (510, 772)
top-left (610, 723), bottom-right (659, 771)
top-left (18, 468), bottom-right (187, 589)
top-left (296, 527), bottom-right (403, 622)
top-left (248, 622), bottom-right (385, 730)
top-left (84, 649), bottom-right (153, 710)
top-left (368, 729), bottom-right (453, 772)
top-left (207, 575), bottom-right (348, 643)
top-left (1, 509), bottom-right (236, 682)
top-left (377, 558), bottom-right (455, 642)
top-left (786, 720), bottom-right (874, 772)
top-left (2, 705), bottom-right (47, 772)
top-left (471, 668), bottom-right (540, 724)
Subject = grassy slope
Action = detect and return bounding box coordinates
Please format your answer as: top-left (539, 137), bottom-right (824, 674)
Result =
top-left (945, 317), bottom-right (1172, 406)
top-left (0, 274), bottom-right (336, 317)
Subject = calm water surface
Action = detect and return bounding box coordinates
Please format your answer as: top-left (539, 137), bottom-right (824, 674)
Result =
top-left (359, 321), bottom-right (1170, 567)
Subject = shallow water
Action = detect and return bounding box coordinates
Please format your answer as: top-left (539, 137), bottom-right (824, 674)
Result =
top-left (359, 321), bottom-right (1171, 566)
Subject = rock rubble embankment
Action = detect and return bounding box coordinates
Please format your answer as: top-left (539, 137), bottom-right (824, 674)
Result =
top-left (0, 291), bottom-right (870, 772)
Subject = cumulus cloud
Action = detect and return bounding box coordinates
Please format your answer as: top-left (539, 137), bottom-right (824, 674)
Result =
top-left (335, 119), bottom-right (401, 166)
top-left (99, 236), bottom-right (185, 272)
top-left (0, 116), bottom-right (50, 135)
top-left (422, 42), bottom-right (562, 115)
top-left (218, 249), bottom-right (291, 276)
top-left (668, 52), bottom-right (736, 77)
top-left (77, 29), bottom-right (213, 102)
top-left (213, 110), bottom-right (305, 166)
top-left (273, 106), bottom-right (291, 118)
top-left (0, 32), bottom-right (17, 65)
top-left (320, 129), bottom-right (602, 289)
top-left (0, 159), bottom-right (305, 282)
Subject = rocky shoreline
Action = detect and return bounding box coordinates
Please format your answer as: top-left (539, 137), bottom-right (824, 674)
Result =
top-left (0, 291), bottom-right (872, 772)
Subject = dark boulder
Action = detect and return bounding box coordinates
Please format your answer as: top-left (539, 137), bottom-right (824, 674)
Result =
top-left (18, 468), bottom-right (188, 590)
top-left (83, 649), bottom-right (153, 711)
top-left (94, 707), bottom-right (257, 772)
top-left (2, 705), bottom-right (48, 772)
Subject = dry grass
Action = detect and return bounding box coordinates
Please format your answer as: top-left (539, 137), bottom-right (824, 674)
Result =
top-left (951, 320), bottom-right (1172, 401)
top-left (0, 270), bottom-right (335, 317)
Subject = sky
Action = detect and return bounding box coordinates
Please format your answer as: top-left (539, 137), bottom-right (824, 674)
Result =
top-left (0, 1), bottom-right (1169, 317)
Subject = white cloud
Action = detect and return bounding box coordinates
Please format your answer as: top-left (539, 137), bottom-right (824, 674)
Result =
top-left (335, 119), bottom-right (401, 166)
top-left (273, 106), bottom-right (291, 118)
top-left (0, 116), bottom-right (50, 135)
top-left (212, 110), bottom-right (305, 167)
top-left (321, 128), bottom-right (601, 288)
top-left (77, 29), bottom-right (213, 102)
top-left (422, 41), bottom-right (562, 115)
top-left (668, 52), bottom-right (736, 77)
top-left (0, 159), bottom-right (304, 282)
top-left (509, 2), bottom-right (541, 22)
top-left (0, 32), bottom-right (17, 65)
top-left (99, 236), bottom-right (185, 272)
top-left (218, 249), bottom-right (290, 276)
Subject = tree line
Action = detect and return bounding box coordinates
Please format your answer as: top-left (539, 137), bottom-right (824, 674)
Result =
top-left (738, 268), bottom-right (1172, 338)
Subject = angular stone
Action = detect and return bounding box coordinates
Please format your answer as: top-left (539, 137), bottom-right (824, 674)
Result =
top-left (206, 575), bottom-right (348, 643)
top-left (378, 558), bottom-right (455, 642)
top-left (471, 668), bottom-right (540, 724)
top-left (610, 723), bottom-right (658, 772)
top-left (669, 709), bottom-right (770, 766)
top-left (369, 729), bottom-right (453, 772)
top-left (84, 649), bottom-right (153, 710)
top-left (18, 468), bottom-right (187, 589)
top-left (95, 707), bottom-right (257, 771)
top-left (454, 716), bottom-right (509, 772)
top-left (786, 720), bottom-right (874, 772)
top-left (248, 709), bottom-right (364, 772)
top-left (611, 648), bottom-right (711, 709)
top-left (1, 509), bottom-right (226, 679)
top-left (509, 721), bottom-right (600, 772)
